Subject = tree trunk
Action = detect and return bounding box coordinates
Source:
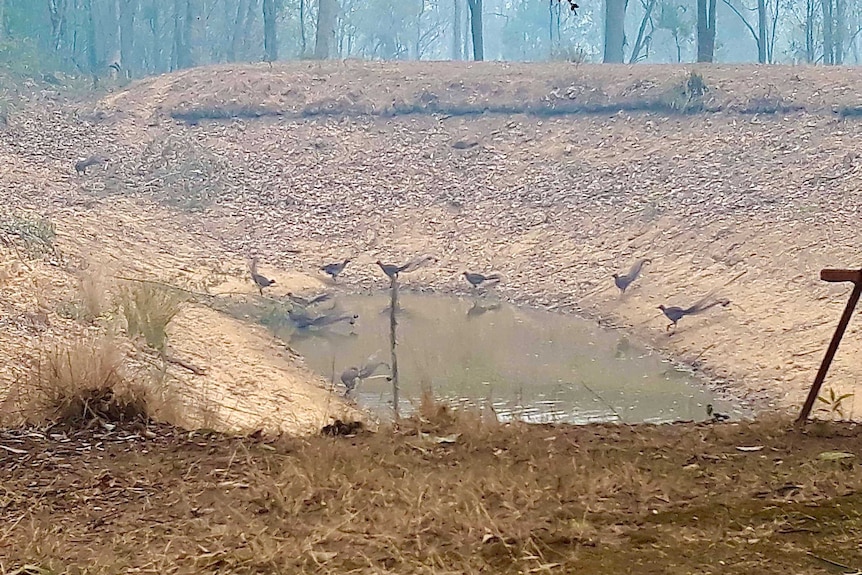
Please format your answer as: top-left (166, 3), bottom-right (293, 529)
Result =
top-left (186, 0), bottom-right (202, 67)
top-left (464, 7), bottom-right (471, 57)
top-left (228, 0), bottom-right (247, 60)
top-left (696, 0), bottom-right (716, 62)
top-left (314, 0), bottom-right (338, 59)
top-left (756, 0), bottom-right (767, 63)
top-left (768, 0), bottom-right (780, 63)
top-left (723, 0), bottom-right (762, 62)
top-left (466, 0), bottom-right (483, 61)
top-left (300, 0), bottom-right (307, 55)
top-left (48, 0), bottom-right (68, 52)
top-left (146, 0), bottom-right (160, 72)
top-left (242, 0), bottom-right (260, 57)
top-left (834, 0), bottom-right (845, 64)
top-left (452, 0), bottom-right (462, 59)
top-left (119, 0), bottom-right (138, 76)
top-left (262, 0), bottom-right (278, 61)
top-left (628, 0), bottom-right (655, 63)
top-left (805, 0), bottom-right (815, 62)
top-left (85, 0), bottom-right (98, 72)
top-left (413, 0), bottom-right (425, 59)
top-left (603, 0), bottom-right (626, 63)
top-left (821, 0), bottom-right (833, 64)
top-left (105, 0), bottom-right (121, 75)
top-left (172, 0), bottom-right (188, 69)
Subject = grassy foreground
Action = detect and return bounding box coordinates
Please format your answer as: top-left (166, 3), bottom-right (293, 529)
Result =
top-left (1, 403), bottom-right (861, 574)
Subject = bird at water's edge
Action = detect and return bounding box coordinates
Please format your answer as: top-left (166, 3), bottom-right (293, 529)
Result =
top-left (321, 259), bottom-right (351, 282)
top-left (658, 296), bottom-right (730, 331)
top-left (376, 260), bottom-right (406, 280)
top-left (706, 404), bottom-right (730, 422)
top-left (340, 362), bottom-right (390, 397)
top-left (376, 255), bottom-right (438, 280)
top-left (463, 271), bottom-right (502, 289)
top-left (249, 257), bottom-right (275, 296)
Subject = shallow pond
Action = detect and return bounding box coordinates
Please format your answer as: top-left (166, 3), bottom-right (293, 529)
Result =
top-left (281, 292), bottom-right (739, 424)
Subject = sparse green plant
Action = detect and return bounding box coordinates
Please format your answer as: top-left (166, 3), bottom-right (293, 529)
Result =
top-left (0, 215), bottom-right (57, 258)
top-left (816, 387), bottom-right (854, 420)
top-left (119, 283), bottom-right (188, 353)
top-left (685, 71), bottom-right (708, 99)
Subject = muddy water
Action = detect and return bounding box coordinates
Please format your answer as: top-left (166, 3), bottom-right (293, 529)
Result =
top-left (285, 292), bottom-right (739, 424)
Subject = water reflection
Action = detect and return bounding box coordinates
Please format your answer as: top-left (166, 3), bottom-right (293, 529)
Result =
top-left (286, 292), bottom-right (738, 424)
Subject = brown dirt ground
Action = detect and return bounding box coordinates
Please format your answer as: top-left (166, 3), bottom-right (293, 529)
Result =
top-left (0, 142), bottom-right (358, 435)
top-left (1, 412), bottom-right (861, 574)
top-left (73, 61), bottom-right (862, 416)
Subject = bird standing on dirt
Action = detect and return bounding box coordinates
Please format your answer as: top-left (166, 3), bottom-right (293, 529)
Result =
top-left (463, 271), bottom-right (502, 289)
top-left (613, 258), bottom-right (651, 294)
top-left (658, 297), bottom-right (730, 331)
top-left (249, 257), bottom-right (275, 296)
top-left (321, 259), bottom-right (351, 282)
top-left (74, 155), bottom-right (109, 175)
top-left (706, 404), bottom-right (730, 422)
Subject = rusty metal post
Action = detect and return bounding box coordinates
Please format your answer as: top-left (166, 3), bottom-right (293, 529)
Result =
top-left (796, 268), bottom-right (862, 423)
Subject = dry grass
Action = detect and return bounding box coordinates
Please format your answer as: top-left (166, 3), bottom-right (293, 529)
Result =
top-left (118, 283), bottom-right (187, 353)
top-left (1, 403), bottom-right (861, 574)
top-left (77, 271), bottom-right (109, 322)
top-left (1, 337), bottom-right (149, 427)
top-left (0, 215), bottom-right (56, 259)
top-left (57, 270), bottom-right (110, 325)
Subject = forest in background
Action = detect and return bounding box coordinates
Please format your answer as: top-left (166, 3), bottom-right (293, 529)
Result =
top-left (0, 0), bottom-right (860, 85)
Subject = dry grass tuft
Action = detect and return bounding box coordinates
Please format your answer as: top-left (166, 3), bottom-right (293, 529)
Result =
top-left (407, 389), bottom-right (498, 437)
top-left (78, 271), bottom-right (109, 322)
top-left (118, 283), bottom-right (187, 352)
top-left (0, 215), bottom-right (57, 259)
top-left (5, 338), bottom-right (150, 427)
top-left (58, 271), bottom-right (110, 324)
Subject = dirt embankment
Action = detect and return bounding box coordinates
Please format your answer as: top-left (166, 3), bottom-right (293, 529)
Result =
top-left (82, 62), bottom-right (861, 415)
top-left (0, 142), bottom-right (357, 435)
top-left (3, 62), bottom-right (862, 425)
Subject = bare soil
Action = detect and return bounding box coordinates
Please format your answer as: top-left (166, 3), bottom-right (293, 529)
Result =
top-left (0, 140), bottom-right (357, 435)
top-left (75, 61), bottom-right (862, 415)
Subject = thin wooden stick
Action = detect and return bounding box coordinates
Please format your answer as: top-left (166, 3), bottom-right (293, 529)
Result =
top-left (389, 277), bottom-right (400, 421)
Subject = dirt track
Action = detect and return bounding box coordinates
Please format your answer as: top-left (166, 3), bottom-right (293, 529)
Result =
top-left (4, 62), bottom-right (862, 423)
